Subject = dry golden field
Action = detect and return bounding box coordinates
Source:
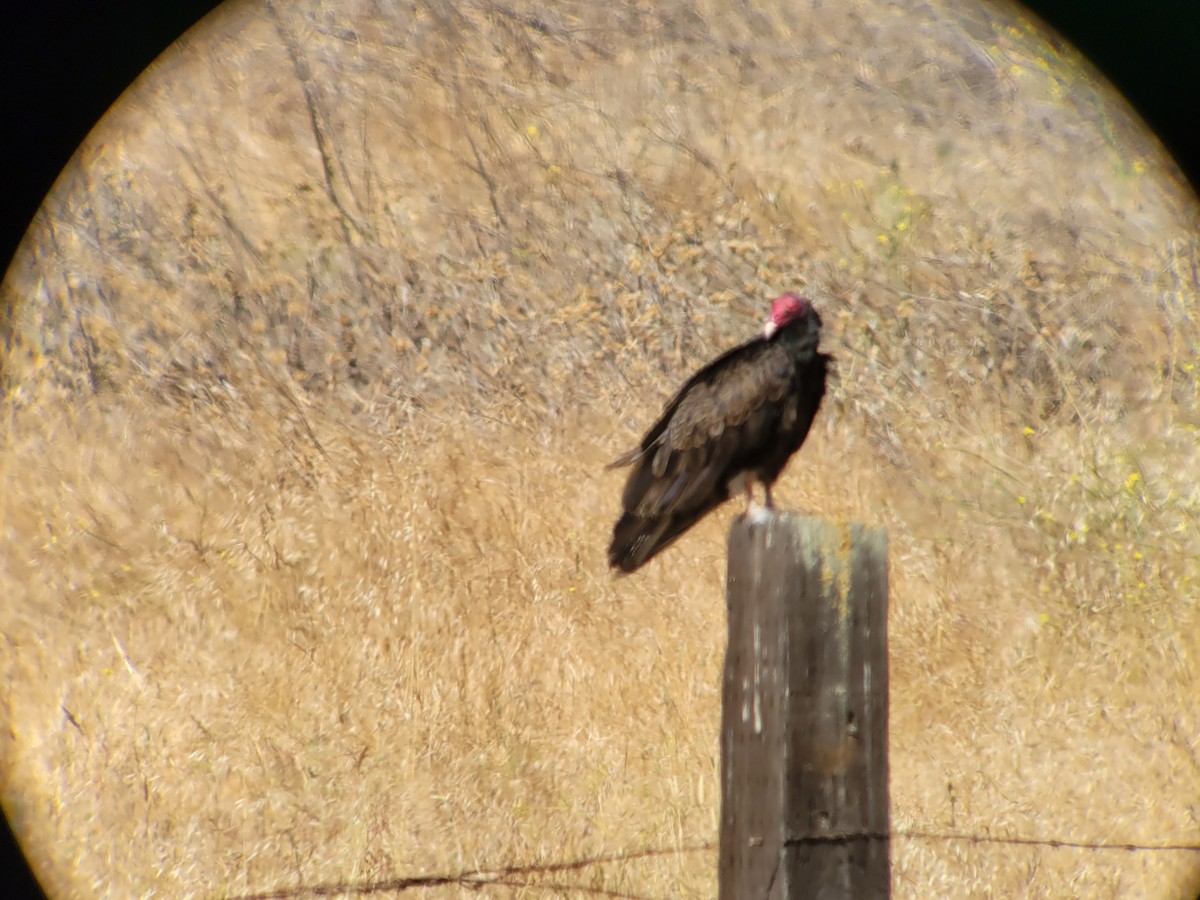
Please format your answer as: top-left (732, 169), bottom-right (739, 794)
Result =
top-left (3, 0), bottom-right (1199, 897)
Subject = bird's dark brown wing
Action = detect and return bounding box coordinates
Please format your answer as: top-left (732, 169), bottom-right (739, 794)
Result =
top-left (607, 339), bottom-right (794, 571)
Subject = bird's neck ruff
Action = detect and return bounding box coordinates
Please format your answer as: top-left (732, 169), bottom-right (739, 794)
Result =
top-left (769, 316), bottom-right (821, 359)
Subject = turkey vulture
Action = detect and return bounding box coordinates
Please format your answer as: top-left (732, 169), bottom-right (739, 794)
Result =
top-left (607, 293), bottom-right (829, 573)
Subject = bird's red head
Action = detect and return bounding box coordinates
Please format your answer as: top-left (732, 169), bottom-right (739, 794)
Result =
top-left (763, 293), bottom-right (810, 338)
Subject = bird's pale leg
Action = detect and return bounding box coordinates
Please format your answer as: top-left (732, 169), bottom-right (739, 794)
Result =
top-left (745, 480), bottom-right (773, 525)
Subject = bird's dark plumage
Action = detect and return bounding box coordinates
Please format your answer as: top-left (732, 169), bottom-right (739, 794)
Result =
top-left (607, 294), bottom-right (829, 573)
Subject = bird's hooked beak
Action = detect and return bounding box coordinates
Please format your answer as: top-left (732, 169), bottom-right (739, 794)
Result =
top-left (762, 319), bottom-right (778, 339)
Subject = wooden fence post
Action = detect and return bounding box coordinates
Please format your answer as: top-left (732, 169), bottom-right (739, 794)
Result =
top-left (720, 514), bottom-right (889, 899)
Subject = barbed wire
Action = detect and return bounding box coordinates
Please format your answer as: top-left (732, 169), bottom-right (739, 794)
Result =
top-left (226, 827), bottom-right (1200, 899)
top-left (793, 829), bottom-right (1200, 853)
top-left (225, 843), bottom-right (710, 900)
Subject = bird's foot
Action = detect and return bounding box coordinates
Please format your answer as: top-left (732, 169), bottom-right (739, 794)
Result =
top-left (743, 500), bottom-right (774, 526)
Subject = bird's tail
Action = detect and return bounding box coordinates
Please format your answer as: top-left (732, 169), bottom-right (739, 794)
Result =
top-left (608, 497), bottom-right (725, 574)
top-left (609, 513), bottom-right (674, 574)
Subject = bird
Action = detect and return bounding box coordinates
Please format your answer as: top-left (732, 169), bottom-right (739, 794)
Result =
top-left (607, 293), bottom-right (830, 573)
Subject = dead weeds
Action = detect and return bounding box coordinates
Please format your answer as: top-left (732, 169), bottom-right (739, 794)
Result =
top-left (2, 0), bottom-right (1199, 896)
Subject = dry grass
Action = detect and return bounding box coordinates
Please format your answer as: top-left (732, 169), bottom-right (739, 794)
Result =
top-left (2, 0), bottom-right (1199, 897)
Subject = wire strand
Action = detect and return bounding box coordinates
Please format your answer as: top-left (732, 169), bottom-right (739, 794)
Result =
top-left (789, 829), bottom-right (1200, 853)
top-left (225, 828), bottom-right (1200, 899)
